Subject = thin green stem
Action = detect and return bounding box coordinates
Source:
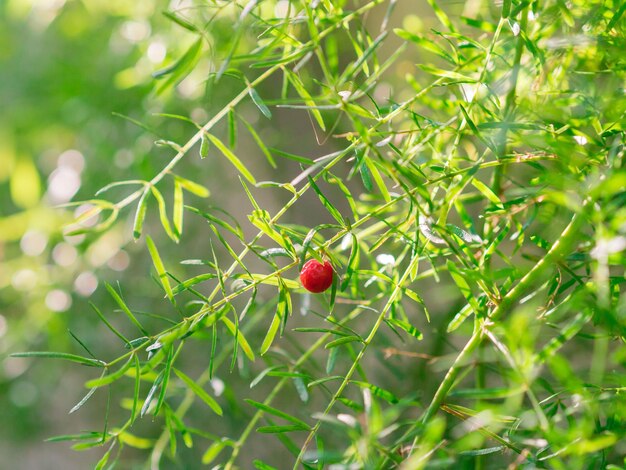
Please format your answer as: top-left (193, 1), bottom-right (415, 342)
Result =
top-left (400, 205), bottom-right (587, 455)
top-left (102, 153), bottom-right (553, 371)
top-left (111, 0), bottom-right (386, 215)
top-left (146, 153), bottom-right (556, 465)
top-left (293, 254), bottom-right (421, 468)
top-left (491, 7), bottom-right (529, 214)
top-left (224, 304), bottom-right (373, 469)
top-left (474, 329), bottom-right (486, 470)
top-left (149, 311), bottom-right (267, 469)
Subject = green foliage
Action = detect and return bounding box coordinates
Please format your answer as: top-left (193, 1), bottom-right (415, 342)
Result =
top-left (3, 0), bottom-right (626, 468)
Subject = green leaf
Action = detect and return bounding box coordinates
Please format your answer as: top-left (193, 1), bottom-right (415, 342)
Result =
top-left (537, 311), bottom-right (593, 361)
top-left (403, 288), bottom-right (430, 321)
top-left (131, 355), bottom-right (140, 423)
top-left (141, 371), bottom-right (164, 417)
top-left (359, 159), bottom-right (374, 191)
top-left (239, 287), bottom-right (257, 321)
top-left (386, 318), bottom-right (423, 340)
top-left (481, 223), bottom-right (510, 266)
top-left (70, 374), bottom-right (102, 413)
top-left (607, 2), bottom-right (626, 30)
top-left (221, 316), bottom-right (256, 361)
top-left (239, 273), bottom-right (300, 290)
top-left (240, 115), bottom-right (276, 168)
top-left (259, 247), bottom-right (294, 259)
top-left (153, 345), bottom-right (174, 416)
top-left (228, 108), bottom-right (237, 149)
top-left (340, 233), bottom-right (359, 291)
top-left (325, 335), bottom-right (363, 349)
top-left (162, 10), bottom-right (198, 32)
top-left (326, 172), bottom-right (358, 221)
top-left (199, 134), bottom-right (210, 159)
top-left (186, 205), bottom-right (241, 238)
top-left (94, 447), bottom-right (112, 470)
top-left (173, 368), bottom-right (223, 415)
top-left (132, 187), bottom-right (149, 240)
top-left (90, 302), bottom-right (130, 345)
top-left (105, 282), bottom-right (149, 336)
top-left (173, 180), bottom-right (184, 238)
top-left (285, 70), bottom-right (325, 130)
top-left (165, 408), bottom-right (177, 457)
top-left (446, 223), bottom-right (482, 244)
top-left (45, 431), bottom-right (105, 443)
top-left (363, 157), bottom-right (391, 203)
top-left (426, 0), bottom-right (457, 32)
top-left (209, 322), bottom-right (217, 379)
top-left (270, 147), bottom-right (313, 164)
top-left (254, 460), bottom-right (279, 470)
top-left (352, 381), bottom-right (399, 404)
top-left (206, 133), bottom-right (256, 184)
top-left (150, 186), bottom-right (179, 242)
top-left (418, 64), bottom-right (475, 82)
top-left (307, 376), bottom-right (343, 388)
top-left (293, 327), bottom-right (351, 336)
top-left (146, 235), bottom-right (174, 302)
top-left (85, 355), bottom-right (134, 388)
top-left (459, 446), bottom-right (506, 457)
top-left (211, 224), bottom-right (250, 276)
top-left (174, 174), bottom-right (210, 197)
top-left (250, 365), bottom-right (284, 388)
top-left (251, 47), bottom-right (312, 68)
top-left (172, 273), bottom-right (216, 295)
top-left (447, 303), bottom-right (474, 333)
top-left (449, 386), bottom-right (523, 399)
top-left (394, 29), bottom-right (455, 63)
top-left (245, 399), bottom-right (310, 429)
top-left (10, 351), bottom-right (105, 367)
top-left (277, 278), bottom-right (292, 335)
top-left (307, 175), bottom-right (345, 226)
top-left (118, 432), bottom-right (154, 449)
top-left (471, 179), bottom-right (504, 208)
top-left (261, 306), bottom-right (282, 356)
top-left (339, 31), bottom-right (388, 84)
top-left (459, 104), bottom-right (496, 153)
top-left (202, 440), bottom-right (229, 465)
top-left (326, 344), bottom-right (342, 375)
top-left (249, 87), bottom-right (272, 118)
top-left (570, 433), bottom-right (618, 454)
top-left (292, 376), bottom-right (309, 403)
top-left (460, 16), bottom-right (497, 32)
top-left (153, 38), bottom-right (203, 94)
top-left (256, 425), bottom-right (309, 433)
top-left (446, 261), bottom-right (480, 313)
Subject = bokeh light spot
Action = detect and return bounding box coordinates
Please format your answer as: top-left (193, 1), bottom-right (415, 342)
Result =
top-left (20, 230), bottom-right (48, 256)
top-left (74, 271), bottom-right (99, 297)
top-left (108, 250), bottom-right (130, 271)
top-left (52, 242), bottom-right (78, 267)
top-left (47, 166), bottom-right (81, 204)
top-left (45, 289), bottom-right (72, 312)
top-left (11, 269), bottom-right (38, 291)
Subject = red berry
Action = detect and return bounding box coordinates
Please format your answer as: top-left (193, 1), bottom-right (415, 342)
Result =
top-left (300, 259), bottom-right (333, 293)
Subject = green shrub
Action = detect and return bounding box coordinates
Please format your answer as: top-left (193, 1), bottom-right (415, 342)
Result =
top-left (9, 0), bottom-right (626, 468)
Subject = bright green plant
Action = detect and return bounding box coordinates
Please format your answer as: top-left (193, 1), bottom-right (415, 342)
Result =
top-left (10, 0), bottom-right (626, 468)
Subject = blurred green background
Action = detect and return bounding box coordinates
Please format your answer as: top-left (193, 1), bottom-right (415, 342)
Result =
top-left (0, 1), bottom-right (205, 467)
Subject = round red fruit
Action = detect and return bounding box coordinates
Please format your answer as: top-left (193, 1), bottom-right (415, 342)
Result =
top-left (300, 259), bottom-right (333, 293)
